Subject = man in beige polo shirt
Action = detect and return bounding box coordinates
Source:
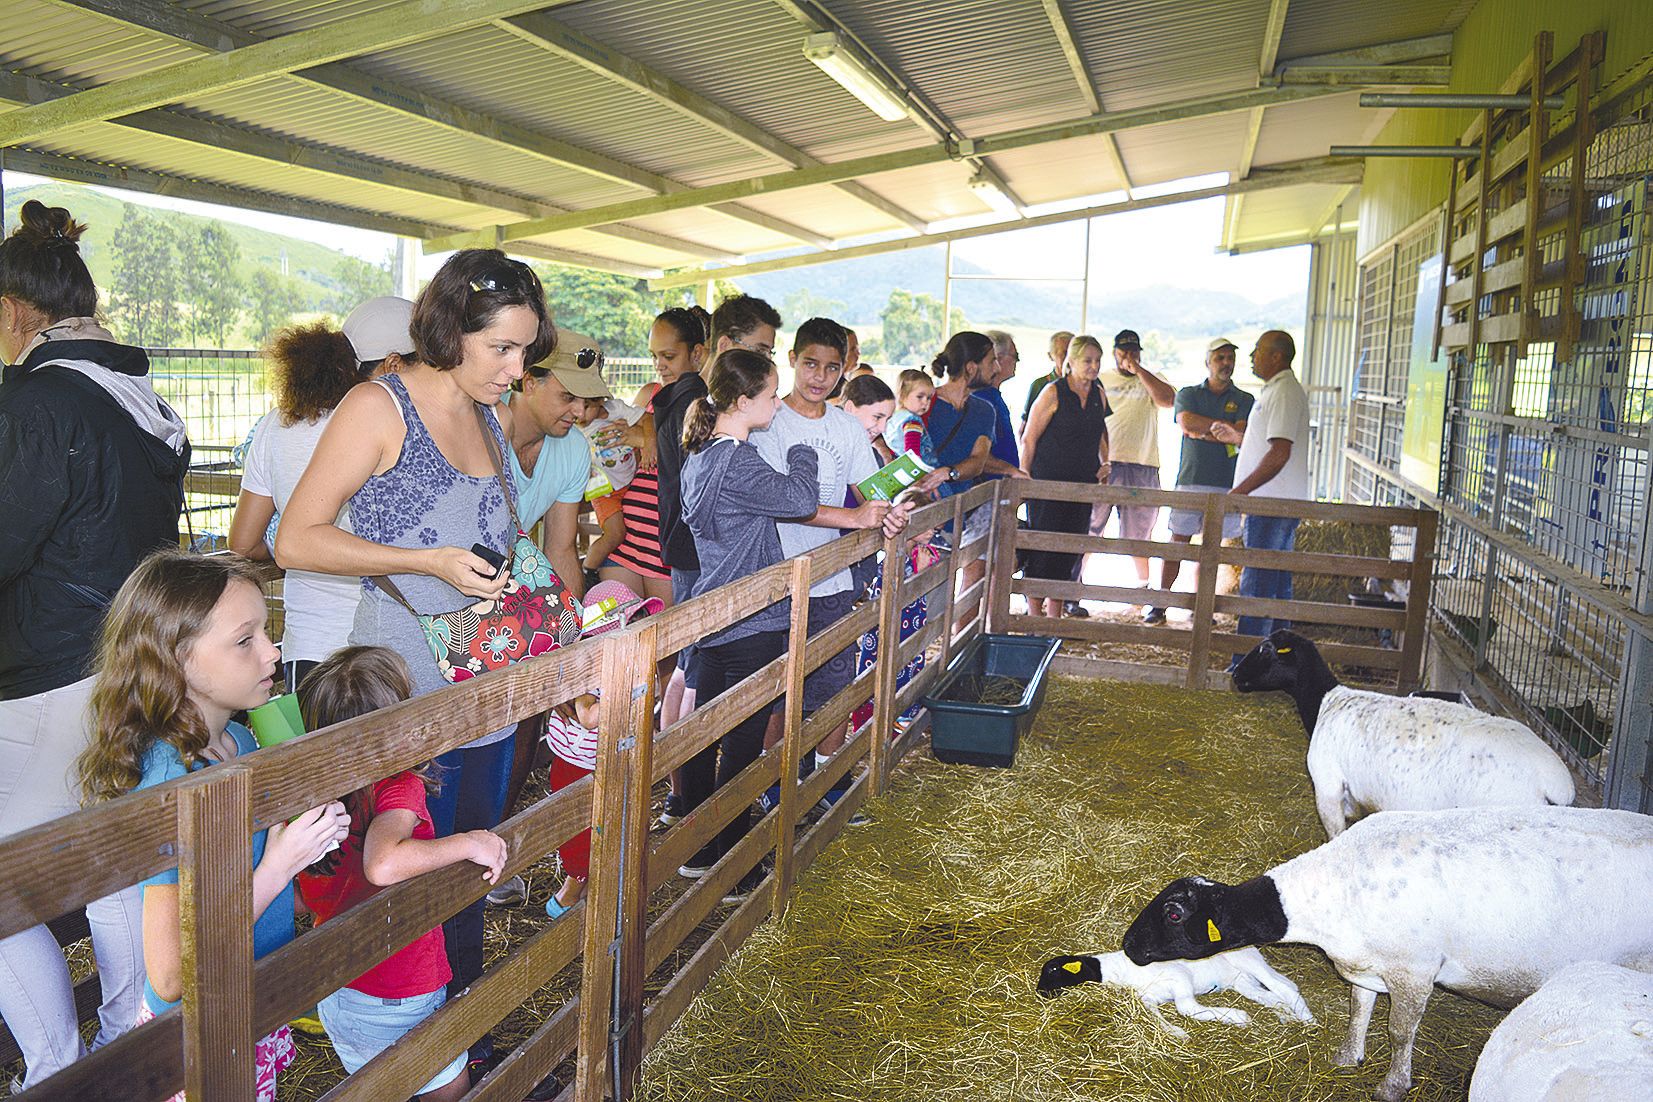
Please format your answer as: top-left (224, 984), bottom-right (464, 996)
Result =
top-left (1088, 328), bottom-right (1176, 602)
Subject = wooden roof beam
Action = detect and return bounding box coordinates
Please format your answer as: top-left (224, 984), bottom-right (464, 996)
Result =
top-left (649, 158), bottom-right (1362, 289)
top-left (1038, 0), bottom-right (1131, 191)
top-left (38, 0), bottom-right (829, 250)
top-left (0, 0), bottom-right (572, 148)
top-left (0, 70), bottom-right (737, 265)
top-left (0, 147), bottom-right (449, 240)
top-left (428, 82), bottom-right (1355, 252)
top-left (496, 11), bottom-right (929, 233)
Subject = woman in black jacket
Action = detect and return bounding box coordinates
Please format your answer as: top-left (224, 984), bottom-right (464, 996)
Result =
top-left (0, 200), bottom-right (190, 1090)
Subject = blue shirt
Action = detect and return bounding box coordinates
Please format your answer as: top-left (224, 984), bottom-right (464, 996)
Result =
top-left (972, 384), bottom-right (1019, 471)
top-left (924, 393), bottom-right (998, 494)
top-left (136, 722), bottom-right (293, 1014)
top-left (509, 426), bottom-right (590, 528)
top-left (1172, 381), bottom-right (1255, 488)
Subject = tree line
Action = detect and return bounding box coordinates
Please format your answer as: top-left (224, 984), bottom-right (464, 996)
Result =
top-left (106, 205), bottom-right (392, 348)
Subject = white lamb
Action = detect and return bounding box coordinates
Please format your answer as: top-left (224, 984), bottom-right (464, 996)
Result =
top-left (1468, 961), bottom-right (1653, 1101)
top-left (1232, 630), bottom-right (1574, 837)
top-left (1037, 945), bottom-right (1314, 1038)
top-left (1121, 806), bottom-right (1653, 1101)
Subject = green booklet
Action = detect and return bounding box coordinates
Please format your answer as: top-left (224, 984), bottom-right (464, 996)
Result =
top-left (857, 450), bottom-right (935, 503)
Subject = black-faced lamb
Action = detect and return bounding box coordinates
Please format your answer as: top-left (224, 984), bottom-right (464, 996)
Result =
top-left (1037, 945), bottom-right (1314, 1038)
top-left (1120, 806), bottom-right (1653, 1102)
top-left (1468, 961), bottom-right (1653, 1101)
top-left (1232, 630), bottom-right (1574, 837)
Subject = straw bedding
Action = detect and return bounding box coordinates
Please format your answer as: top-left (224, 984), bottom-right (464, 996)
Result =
top-left (635, 676), bottom-right (1501, 1102)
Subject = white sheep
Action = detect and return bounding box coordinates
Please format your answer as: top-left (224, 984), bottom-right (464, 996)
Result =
top-left (1232, 630), bottom-right (1574, 837)
top-left (1037, 945), bottom-right (1314, 1038)
top-left (1468, 961), bottom-right (1653, 1101)
top-left (1120, 806), bottom-right (1653, 1102)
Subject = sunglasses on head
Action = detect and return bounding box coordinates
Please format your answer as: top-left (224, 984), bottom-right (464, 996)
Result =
top-left (467, 258), bottom-right (535, 295)
top-left (527, 347), bottom-right (600, 378)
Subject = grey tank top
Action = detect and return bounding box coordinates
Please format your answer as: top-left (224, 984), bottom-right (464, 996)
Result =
top-left (349, 373), bottom-right (516, 747)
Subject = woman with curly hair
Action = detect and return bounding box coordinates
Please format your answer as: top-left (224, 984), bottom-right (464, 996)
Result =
top-left (229, 298), bottom-right (416, 688)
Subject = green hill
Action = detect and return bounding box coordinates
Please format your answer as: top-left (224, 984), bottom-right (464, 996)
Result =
top-left (3, 181), bottom-right (368, 317)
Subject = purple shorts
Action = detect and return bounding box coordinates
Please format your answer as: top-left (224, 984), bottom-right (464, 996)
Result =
top-left (1090, 462), bottom-right (1161, 541)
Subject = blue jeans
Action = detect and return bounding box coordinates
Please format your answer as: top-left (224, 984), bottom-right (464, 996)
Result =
top-left (1237, 514), bottom-right (1301, 647)
top-left (426, 736), bottom-right (515, 1063)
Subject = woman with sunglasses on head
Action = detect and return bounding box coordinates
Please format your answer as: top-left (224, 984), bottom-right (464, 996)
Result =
top-left (277, 248), bottom-right (555, 1081)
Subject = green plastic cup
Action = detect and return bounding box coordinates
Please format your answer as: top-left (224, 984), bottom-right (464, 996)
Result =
top-left (248, 692), bottom-right (306, 748)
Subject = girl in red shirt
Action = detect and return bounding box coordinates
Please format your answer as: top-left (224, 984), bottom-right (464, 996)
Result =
top-left (295, 647), bottom-right (507, 1101)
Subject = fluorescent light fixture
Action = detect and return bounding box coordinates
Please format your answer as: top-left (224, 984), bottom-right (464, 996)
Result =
top-left (968, 171), bottom-right (1020, 215)
top-left (802, 32), bottom-right (909, 122)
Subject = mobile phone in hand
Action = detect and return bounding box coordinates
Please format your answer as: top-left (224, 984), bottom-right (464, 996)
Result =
top-left (470, 543), bottom-right (508, 579)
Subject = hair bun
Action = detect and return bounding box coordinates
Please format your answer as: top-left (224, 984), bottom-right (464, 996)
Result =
top-left (929, 355), bottom-right (948, 378)
top-left (16, 200), bottom-right (87, 249)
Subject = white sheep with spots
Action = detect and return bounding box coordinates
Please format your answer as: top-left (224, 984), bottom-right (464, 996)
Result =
top-left (1121, 806), bottom-right (1653, 1102)
top-left (1232, 630), bottom-right (1574, 838)
top-left (1468, 961), bottom-right (1653, 1101)
top-left (1037, 945), bottom-right (1314, 1038)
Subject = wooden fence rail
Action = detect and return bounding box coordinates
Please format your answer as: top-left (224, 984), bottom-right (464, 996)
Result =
top-left (993, 480), bottom-right (1437, 692)
top-left (1, 478), bottom-right (1432, 1099)
top-left (2, 483), bottom-right (993, 1101)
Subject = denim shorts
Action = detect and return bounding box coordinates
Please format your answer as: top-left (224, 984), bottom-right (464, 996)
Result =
top-left (318, 985), bottom-right (467, 1095)
top-left (1168, 484), bottom-right (1244, 539)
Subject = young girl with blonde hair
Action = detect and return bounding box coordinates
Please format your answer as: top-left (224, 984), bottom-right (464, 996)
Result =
top-left (76, 549), bottom-right (350, 1102)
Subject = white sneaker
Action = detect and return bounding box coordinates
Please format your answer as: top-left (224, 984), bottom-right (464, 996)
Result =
top-left (484, 874), bottom-right (525, 907)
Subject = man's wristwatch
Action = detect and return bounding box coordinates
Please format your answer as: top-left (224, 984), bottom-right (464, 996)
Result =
top-left (947, 466), bottom-right (961, 481)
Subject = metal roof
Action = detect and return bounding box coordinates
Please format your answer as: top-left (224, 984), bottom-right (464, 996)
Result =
top-left (0, 0), bottom-right (1475, 278)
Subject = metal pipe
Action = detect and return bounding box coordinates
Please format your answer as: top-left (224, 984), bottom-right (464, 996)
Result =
top-left (1330, 144), bottom-right (1480, 159)
top-left (1360, 92), bottom-right (1565, 110)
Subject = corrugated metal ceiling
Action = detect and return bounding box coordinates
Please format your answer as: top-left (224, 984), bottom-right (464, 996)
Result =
top-left (0, 0), bottom-right (1482, 273)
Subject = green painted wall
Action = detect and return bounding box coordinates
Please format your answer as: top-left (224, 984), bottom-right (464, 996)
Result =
top-left (1357, 0), bottom-right (1653, 254)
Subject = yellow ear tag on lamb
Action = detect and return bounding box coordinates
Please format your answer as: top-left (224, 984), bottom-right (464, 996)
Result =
top-left (1276, 647), bottom-right (1292, 654)
top-left (1206, 919), bottom-right (1222, 943)
top-left (1062, 960), bottom-right (1084, 974)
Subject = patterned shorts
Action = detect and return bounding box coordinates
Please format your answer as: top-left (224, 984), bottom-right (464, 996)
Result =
top-left (135, 1000), bottom-right (295, 1102)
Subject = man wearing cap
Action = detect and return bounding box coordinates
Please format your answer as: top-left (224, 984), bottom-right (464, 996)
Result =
top-left (501, 331), bottom-right (608, 604)
top-left (1146, 337), bottom-right (1254, 624)
top-left (342, 295), bottom-right (420, 373)
top-left (1229, 330), bottom-right (1311, 658)
top-left (1089, 329), bottom-right (1176, 599)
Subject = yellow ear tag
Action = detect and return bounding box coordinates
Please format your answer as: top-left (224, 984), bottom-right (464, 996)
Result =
top-left (1207, 919), bottom-right (1222, 943)
top-left (1276, 647), bottom-right (1292, 654)
top-left (1062, 960), bottom-right (1084, 974)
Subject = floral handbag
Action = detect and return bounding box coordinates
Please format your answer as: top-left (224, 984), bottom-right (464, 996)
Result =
top-left (372, 406), bottom-right (583, 683)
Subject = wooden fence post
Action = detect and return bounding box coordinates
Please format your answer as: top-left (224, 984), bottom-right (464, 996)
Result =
top-left (939, 494), bottom-right (965, 670)
top-left (870, 534), bottom-right (904, 796)
top-left (578, 629), bottom-right (654, 1102)
top-left (774, 557), bottom-right (813, 914)
top-left (1399, 510), bottom-right (1439, 693)
top-left (175, 766), bottom-right (254, 1102)
top-left (986, 482), bottom-right (1021, 634)
top-left (1185, 495), bottom-right (1226, 689)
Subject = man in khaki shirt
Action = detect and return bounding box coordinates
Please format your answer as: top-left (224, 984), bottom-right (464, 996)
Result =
top-left (1088, 329), bottom-right (1175, 603)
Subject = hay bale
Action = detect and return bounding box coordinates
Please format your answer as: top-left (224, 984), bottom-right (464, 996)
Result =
top-left (638, 677), bottom-right (1499, 1102)
top-left (1290, 519), bottom-right (1392, 606)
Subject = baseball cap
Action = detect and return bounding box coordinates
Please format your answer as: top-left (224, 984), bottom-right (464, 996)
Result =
top-left (533, 330), bottom-right (611, 400)
top-left (342, 296), bottom-right (415, 363)
top-left (1207, 337), bottom-right (1238, 353)
top-left (1113, 329), bottom-right (1142, 351)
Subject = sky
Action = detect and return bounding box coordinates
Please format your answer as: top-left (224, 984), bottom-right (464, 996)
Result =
top-left (3, 168), bottom-right (1309, 302)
